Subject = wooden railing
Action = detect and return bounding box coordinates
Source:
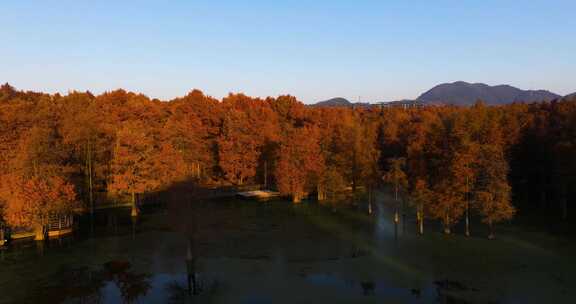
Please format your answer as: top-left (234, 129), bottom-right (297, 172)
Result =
top-left (47, 214), bottom-right (73, 231)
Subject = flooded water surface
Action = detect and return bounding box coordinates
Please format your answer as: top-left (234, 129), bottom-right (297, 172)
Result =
top-left (0, 195), bottom-right (574, 303)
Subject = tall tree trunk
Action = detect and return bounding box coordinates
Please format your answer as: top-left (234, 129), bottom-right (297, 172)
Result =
top-left (0, 227), bottom-right (5, 246)
top-left (317, 185), bottom-right (325, 201)
top-left (34, 223), bottom-right (46, 241)
top-left (419, 212), bottom-right (424, 235)
top-left (443, 214), bottom-right (451, 235)
top-left (131, 191), bottom-right (139, 217)
top-left (487, 218), bottom-right (495, 240)
top-left (394, 182), bottom-right (400, 226)
top-left (394, 220), bottom-right (398, 243)
top-left (368, 186), bottom-right (372, 215)
top-left (417, 203), bottom-right (424, 235)
top-left (465, 201), bottom-right (470, 237)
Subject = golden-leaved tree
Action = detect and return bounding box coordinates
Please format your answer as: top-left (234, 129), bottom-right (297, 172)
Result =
top-left (0, 125), bottom-right (79, 240)
top-left (474, 144), bottom-right (515, 239)
top-left (0, 175), bottom-right (77, 240)
top-left (276, 126), bottom-right (324, 203)
top-left (109, 121), bottom-right (186, 216)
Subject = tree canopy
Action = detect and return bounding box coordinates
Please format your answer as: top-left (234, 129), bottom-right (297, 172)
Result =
top-left (1, 84), bottom-right (575, 237)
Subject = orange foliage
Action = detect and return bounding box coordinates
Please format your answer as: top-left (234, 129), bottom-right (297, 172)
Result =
top-left (109, 122), bottom-right (186, 197)
top-left (2, 83), bottom-right (576, 236)
top-left (0, 174), bottom-right (78, 229)
top-left (275, 126), bottom-right (324, 202)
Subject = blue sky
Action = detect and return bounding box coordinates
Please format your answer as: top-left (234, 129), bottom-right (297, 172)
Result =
top-left (1, 0), bottom-right (575, 103)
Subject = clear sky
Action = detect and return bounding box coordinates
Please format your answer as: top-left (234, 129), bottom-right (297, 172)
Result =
top-left (1, 0), bottom-right (575, 103)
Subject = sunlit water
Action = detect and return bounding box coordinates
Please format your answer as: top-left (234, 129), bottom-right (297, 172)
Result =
top-left (0, 193), bottom-right (574, 303)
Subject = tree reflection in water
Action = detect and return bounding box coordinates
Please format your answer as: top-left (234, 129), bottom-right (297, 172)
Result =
top-left (164, 277), bottom-right (221, 304)
top-left (35, 260), bottom-right (151, 304)
top-left (103, 260), bottom-right (151, 303)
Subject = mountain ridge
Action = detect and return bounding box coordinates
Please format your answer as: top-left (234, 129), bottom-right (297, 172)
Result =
top-left (313, 97), bottom-right (371, 107)
top-left (417, 81), bottom-right (560, 105)
top-left (313, 81), bottom-right (565, 106)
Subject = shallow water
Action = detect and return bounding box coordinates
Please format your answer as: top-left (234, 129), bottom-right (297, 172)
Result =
top-left (0, 194), bottom-right (574, 303)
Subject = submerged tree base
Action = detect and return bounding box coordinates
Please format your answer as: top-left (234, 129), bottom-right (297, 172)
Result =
top-left (131, 206), bottom-right (140, 217)
top-left (34, 226), bottom-right (45, 241)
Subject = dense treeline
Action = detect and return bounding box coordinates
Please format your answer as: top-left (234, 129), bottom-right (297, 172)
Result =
top-left (0, 83), bottom-right (575, 239)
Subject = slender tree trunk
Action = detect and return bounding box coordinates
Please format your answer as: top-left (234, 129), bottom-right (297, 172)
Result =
top-left (487, 218), bottom-right (495, 240)
top-left (34, 223), bottom-right (46, 241)
top-left (317, 185), bottom-right (325, 201)
top-left (417, 203), bottom-right (424, 235)
top-left (394, 182), bottom-right (400, 226)
top-left (443, 214), bottom-right (451, 235)
top-left (394, 220), bottom-right (398, 243)
top-left (368, 186), bottom-right (372, 215)
top-left (131, 191), bottom-right (139, 217)
top-left (465, 201), bottom-right (470, 237)
top-left (368, 185), bottom-right (371, 203)
top-left (419, 213), bottom-right (424, 235)
top-left (0, 227), bottom-right (5, 246)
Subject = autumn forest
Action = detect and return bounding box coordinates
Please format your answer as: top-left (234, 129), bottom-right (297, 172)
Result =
top-left (0, 83), bottom-right (575, 241)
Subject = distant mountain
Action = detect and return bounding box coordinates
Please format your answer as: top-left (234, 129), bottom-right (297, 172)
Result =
top-left (312, 97), bottom-right (371, 107)
top-left (417, 81), bottom-right (560, 106)
top-left (314, 97), bottom-right (351, 107)
top-left (313, 82), bottom-right (563, 108)
top-left (565, 92), bottom-right (576, 99)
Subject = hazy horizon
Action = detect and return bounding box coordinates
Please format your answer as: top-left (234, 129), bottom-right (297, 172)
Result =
top-left (1, 0), bottom-right (575, 103)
